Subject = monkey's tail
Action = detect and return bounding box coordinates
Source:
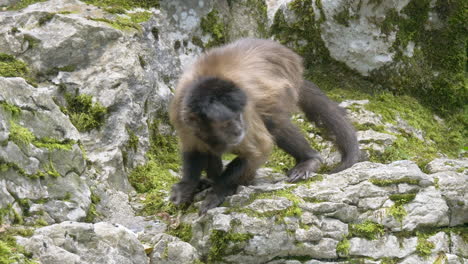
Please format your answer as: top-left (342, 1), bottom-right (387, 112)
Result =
top-left (298, 80), bottom-right (360, 173)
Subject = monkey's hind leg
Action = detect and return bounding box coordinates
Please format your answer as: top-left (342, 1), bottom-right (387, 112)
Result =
top-left (265, 117), bottom-right (322, 183)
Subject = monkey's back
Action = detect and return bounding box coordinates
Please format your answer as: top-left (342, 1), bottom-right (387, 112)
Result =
top-left (177, 38), bottom-right (305, 117)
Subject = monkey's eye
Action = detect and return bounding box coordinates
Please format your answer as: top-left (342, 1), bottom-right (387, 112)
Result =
top-left (221, 121), bottom-right (231, 128)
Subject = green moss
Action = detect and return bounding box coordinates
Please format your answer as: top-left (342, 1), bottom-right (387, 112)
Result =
top-left (336, 237), bottom-right (350, 256)
top-left (200, 9), bottom-right (227, 48)
top-left (167, 223), bottom-right (192, 242)
top-left (84, 192), bottom-right (100, 223)
top-left (207, 230), bottom-right (253, 263)
top-left (38, 13), bottom-right (55, 26)
top-left (365, 93), bottom-right (465, 165)
top-left (370, 0), bottom-right (467, 114)
top-left (3, 0), bottom-right (47, 10)
top-left (0, 227), bottom-right (37, 264)
top-left (128, 117), bottom-right (181, 216)
top-left (245, 0), bottom-right (268, 37)
top-left (9, 121), bottom-right (34, 146)
top-left (389, 193), bottom-right (416, 205)
top-left (33, 137), bottom-right (76, 151)
top-left (34, 218), bottom-right (47, 226)
top-left (369, 177), bottom-right (419, 187)
top-left (84, 203), bottom-right (98, 223)
top-left (349, 220), bottom-right (385, 240)
top-left (88, 11), bottom-right (151, 31)
top-left (127, 130), bottom-right (139, 151)
top-left (64, 93), bottom-right (107, 132)
top-left (0, 53), bottom-right (35, 85)
top-left (416, 232), bottom-right (435, 257)
top-left (83, 0), bottom-right (160, 10)
top-left (380, 257), bottom-right (399, 264)
top-left (271, 0), bottom-right (330, 67)
top-left (44, 161), bottom-right (60, 177)
top-left (0, 102), bottom-right (21, 118)
top-left (333, 8), bottom-right (350, 27)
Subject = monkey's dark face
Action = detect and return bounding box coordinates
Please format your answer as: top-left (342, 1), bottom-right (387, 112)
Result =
top-left (190, 113), bottom-right (246, 153)
top-left (184, 77), bottom-right (248, 153)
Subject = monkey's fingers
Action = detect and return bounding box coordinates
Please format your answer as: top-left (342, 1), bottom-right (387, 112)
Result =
top-left (199, 192), bottom-right (225, 215)
top-left (170, 182), bottom-right (196, 205)
top-left (287, 158), bottom-right (321, 183)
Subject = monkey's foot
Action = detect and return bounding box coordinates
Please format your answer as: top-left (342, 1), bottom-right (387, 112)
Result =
top-left (195, 178), bottom-right (213, 193)
top-left (199, 192), bottom-right (226, 215)
top-left (287, 158), bottom-right (322, 183)
top-left (170, 181), bottom-right (198, 205)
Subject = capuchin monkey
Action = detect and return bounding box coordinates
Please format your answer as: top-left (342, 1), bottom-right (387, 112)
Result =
top-left (169, 38), bottom-right (360, 214)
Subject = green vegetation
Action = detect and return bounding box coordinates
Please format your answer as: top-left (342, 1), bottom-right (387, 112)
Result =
top-left (387, 193), bottom-right (417, 223)
top-left (88, 12), bottom-right (152, 31)
top-left (9, 121), bottom-right (35, 146)
top-left (127, 116), bottom-right (181, 216)
top-left (83, 0), bottom-right (160, 10)
top-left (0, 53), bottom-right (36, 85)
top-left (207, 230), bottom-right (253, 263)
top-left (44, 162), bottom-right (60, 178)
top-left (371, 0), bottom-right (467, 114)
top-left (32, 137), bottom-right (76, 151)
top-left (336, 237), bottom-right (350, 256)
top-left (127, 129), bottom-right (139, 151)
top-left (63, 93), bottom-right (107, 132)
top-left (0, 102), bottom-right (21, 118)
top-left (200, 10), bottom-right (227, 48)
top-left (166, 223), bottom-right (192, 243)
top-left (3, 0), bottom-right (47, 10)
top-left (38, 13), bottom-right (55, 26)
top-left (84, 192), bottom-right (101, 223)
top-left (415, 232), bottom-right (435, 257)
top-left (349, 220), bottom-right (385, 240)
top-left (0, 228), bottom-right (37, 264)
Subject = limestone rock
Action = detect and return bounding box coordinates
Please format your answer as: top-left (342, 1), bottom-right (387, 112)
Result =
top-left (16, 222), bottom-right (149, 264)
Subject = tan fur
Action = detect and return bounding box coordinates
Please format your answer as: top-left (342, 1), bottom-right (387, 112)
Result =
top-left (169, 38), bottom-right (305, 183)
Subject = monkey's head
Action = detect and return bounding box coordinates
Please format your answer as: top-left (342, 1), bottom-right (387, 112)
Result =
top-left (183, 77), bottom-right (247, 153)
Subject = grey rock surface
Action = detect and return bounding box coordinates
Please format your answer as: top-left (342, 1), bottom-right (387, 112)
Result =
top-left (16, 221), bottom-right (149, 264)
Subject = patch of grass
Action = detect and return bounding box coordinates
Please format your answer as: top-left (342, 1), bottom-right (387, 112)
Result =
top-left (166, 223), bottom-right (192, 243)
top-left (200, 9), bottom-right (227, 48)
top-left (387, 193), bottom-right (417, 223)
top-left (0, 102), bottom-right (21, 118)
top-left (0, 227), bottom-right (37, 264)
top-left (4, 0), bottom-right (47, 10)
top-left (63, 93), bottom-right (107, 132)
top-left (89, 11), bottom-right (152, 31)
top-left (336, 237), bottom-right (350, 257)
top-left (128, 117), bottom-right (181, 216)
top-left (349, 220), bottom-right (385, 240)
top-left (0, 53), bottom-right (28, 77)
top-left (415, 232), bottom-right (435, 257)
top-left (38, 13), bottom-right (55, 26)
top-left (207, 230), bottom-right (253, 263)
top-left (9, 121), bottom-right (34, 146)
top-left (83, 0), bottom-right (160, 10)
top-left (33, 137), bottom-right (76, 151)
top-left (44, 161), bottom-right (60, 177)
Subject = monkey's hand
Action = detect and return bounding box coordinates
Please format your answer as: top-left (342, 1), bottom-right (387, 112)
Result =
top-left (170, 181), bottom-right (198, 205)
top-left (199, 192), bottom-right (225, 215)
top-left (287, 158), bottom-right (322, 183)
